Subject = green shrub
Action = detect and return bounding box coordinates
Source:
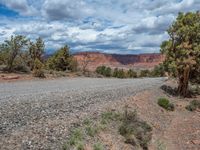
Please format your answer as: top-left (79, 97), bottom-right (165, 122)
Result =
top-left (113, 68), bottom-right (119, 77)
top-left (105, 67), bottom-right (112, 77)
top-left (157, 98), bottom-right (174, 111)
top-left (83, 118), bottom-right (92, 126)
top-left (156, 140), bottom-right (166, 150)
top-left (96, 66), bottom-right (112, 77)
top-left (76, 142), bottom-right (84, 150)
top-left (117, 69), bottom-right (126, 78)
top-left (101, 111), bottom-right (121, 124)
top-left (93, 143), bottom-right (104, 150)
top-left (68, 129), bottom-right (83, 146)
top-left (140, 69), bottom-right (150, 77)
top-left (85, 125), bottom-right (98, 137)
top-left (62, 143), bottom-right (70, 150)
top-left (167, 103), bottom-right (175, 111)
top-left (150, 64), bottom-right (165, 77)
top-left (119, 109), bottom-right (152, 149)
top-left (32, 58), bottom-right (45, 78)
top-left (127, 69), bottom-right (137, 78)
top-left (46, 45), bottom-right (77, 71)
top-left (14, 64), bottom-right (30, 73)
top-left (185, 100), bottom-right (200, 111)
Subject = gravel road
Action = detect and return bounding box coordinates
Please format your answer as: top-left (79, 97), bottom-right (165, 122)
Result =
top-left (0, 77), bottom-right (165, 150)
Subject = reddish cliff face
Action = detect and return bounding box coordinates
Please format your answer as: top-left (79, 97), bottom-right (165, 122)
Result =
top-left (74, 52), bottom-right (164, 71)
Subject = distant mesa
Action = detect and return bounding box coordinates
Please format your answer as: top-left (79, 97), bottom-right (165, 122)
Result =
top-left (74, 52), bottom-right (164, 71)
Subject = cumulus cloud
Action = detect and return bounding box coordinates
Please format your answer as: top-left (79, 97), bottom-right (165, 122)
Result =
top-left (0, 0), bottom-right (38, 16)
top-left (42, 0), bottom-right (93, 20)
top-left (0, 0), bottom-right (199, 54)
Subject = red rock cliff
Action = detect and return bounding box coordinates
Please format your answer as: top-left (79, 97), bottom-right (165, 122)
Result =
top-left (74, 52), bottom-right (164, 71)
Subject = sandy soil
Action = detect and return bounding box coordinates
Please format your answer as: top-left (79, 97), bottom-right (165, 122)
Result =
top-left (105, 88), bottom-right (200, 150)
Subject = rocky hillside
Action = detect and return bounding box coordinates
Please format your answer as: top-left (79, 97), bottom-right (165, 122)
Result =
top-left (74, 52), bottom-right (164, 71)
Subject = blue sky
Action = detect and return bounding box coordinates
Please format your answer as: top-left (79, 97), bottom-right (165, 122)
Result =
top-left (0, 0), bottom-right (199, 54)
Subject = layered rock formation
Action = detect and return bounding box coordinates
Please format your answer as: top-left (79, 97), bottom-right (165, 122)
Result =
top-left (74, 52), bottom-right (164, 71)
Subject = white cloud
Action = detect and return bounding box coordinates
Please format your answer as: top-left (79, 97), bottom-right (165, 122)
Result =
top-left (0, 0), bottom-right (38, 16)
top-left (0, 0), bottom-right (200, 54)
top-left (42, 0), bottom-right (93, 20)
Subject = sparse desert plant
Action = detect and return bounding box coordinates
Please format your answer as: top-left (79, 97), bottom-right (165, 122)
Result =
top-left (96, 66), bottom-right (112, 77)
top-left (101, 111), bottom-right (121, 124)
top-left (117, 69), bottom-right (126, 78)
top-left (68, 129), bottom-right (83, 146)
top-left (119, 108), bottom-right (152, 149)
top-left (93, 142), bottom-right (104, 150)
top-left (185, 100), bottom-right (200, 111)
top-left (62, 143), bottom-right (70, 150)
top-left (139, 69), bottom-right (150, 77)
top-left (113, 68), bottom-right (119, 77)
top-left (150, 64), bottom-right (165, 77)
top-left (85, 125), bottom-right (98, 137)
top-left (83, 118), bottom-right (92, 126)
top-left (127, 69), bottom-right (137, 78)
top-left (156, 140), bottom-right (166, 150)
top-left (32, 58), bottom-right (45, 78)
top-left (76, 142), bottom-right (84, 150)
top-left (157, 98), bottom-right (174, 111)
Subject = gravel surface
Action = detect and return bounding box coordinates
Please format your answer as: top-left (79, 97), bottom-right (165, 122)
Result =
top-left (0, 77), bottom-right (165, 150)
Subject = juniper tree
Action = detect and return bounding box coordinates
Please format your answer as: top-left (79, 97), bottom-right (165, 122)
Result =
top-left (161, 12), bottom-right (200, 97)
top-left (0, 35), bottom-right (28, 71)
top-left (29, 37), bottom-right (45, 70)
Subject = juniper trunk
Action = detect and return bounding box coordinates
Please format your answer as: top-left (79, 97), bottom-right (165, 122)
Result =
top-left (178, 65), bottom-right (190, 97)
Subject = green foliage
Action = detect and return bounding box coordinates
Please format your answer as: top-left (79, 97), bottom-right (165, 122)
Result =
top-left (156, 140), bottom-right (166, 150)
top-left (83, 118), bottom-right (92, 126)
top-left (85, 125), bottom-right (98, 137)
top-left (161, 12), bottom-right (200, 97)
top-left (68, 129), bottom-right (83, 146)
top-left (46, 45), bottom-right (77, 71)
top-left (76, 142), bottom-right (84, 150)
top-left (93, 143), bottom-right (104, 150)
top-left (0, 35), bottom-right (28, 71)
top-left (0, 44), bottom-right (9, 65)
top-left (62, 143), bottom-right (70, 150)
top-left (96, 65), bottom-right (106, 74)
top-left (185, 100), bottom-right (200, 111)
top-left (157, 98), bottom-right (175, 111)
top-left (140, 69), bottom-right (150, 77)
top-left (119, 109), bottom-right (152, 149)
top-left (151, 64), bottom-right (165, 77)
top-left (64, 109), bottom-right (152, 150)
top-left (96, 66), bottom-right (133, 78)
top-left (33, 58), bottom-right (45, 78)
top-left (116, 69), bottom-right (126, 78)
top-left (113, 68), bottom-right (119, 77)
top-left (96, 66), bottom-right (112, 77)
top-left (127, 69), bottom-right (137, 78)
top-left (101, 111), bottom-right (121, 124)
top-left (105, 67), bottom-right (112, 77)
top-left (29, 37), bottom-right (45, 70)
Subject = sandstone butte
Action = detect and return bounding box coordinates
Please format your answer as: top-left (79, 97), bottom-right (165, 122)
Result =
top-left (74, 52), bottom-right (165, 71)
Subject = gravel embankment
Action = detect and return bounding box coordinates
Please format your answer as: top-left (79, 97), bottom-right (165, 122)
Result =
top-left (0, 77), bottom-right (165, 150)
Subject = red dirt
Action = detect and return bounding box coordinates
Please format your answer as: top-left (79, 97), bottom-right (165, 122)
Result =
top-left (107, 88), bottom-right (200, 150)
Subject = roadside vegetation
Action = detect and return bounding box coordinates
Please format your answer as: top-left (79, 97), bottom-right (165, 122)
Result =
top-left (157, 98), bottom-right (175, 111)
top-left (95, 63), bottom-right (165, 78)
top-left (63, 107), bottom-right (152, 150)
top-left (160, 12), bottom-right (200, 97)
top-left (0, 35), bottom-right (77, 77)
top-left (185, 100), bottom-right (200, 112)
